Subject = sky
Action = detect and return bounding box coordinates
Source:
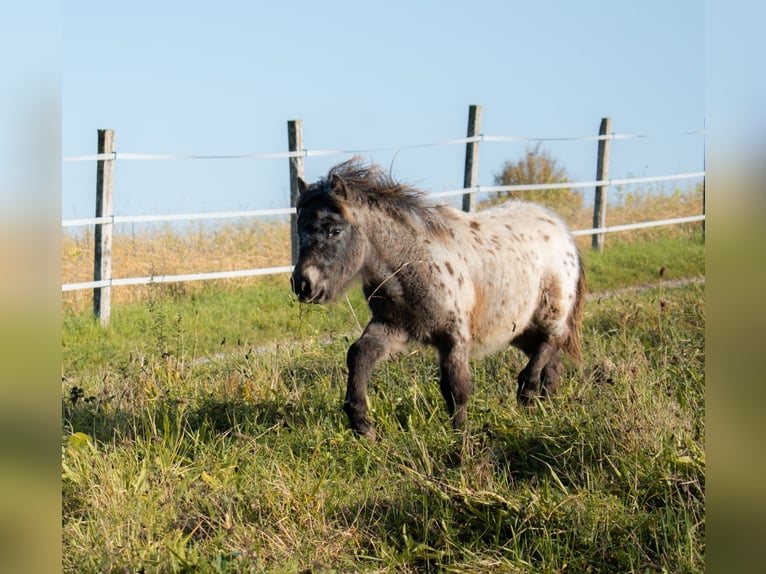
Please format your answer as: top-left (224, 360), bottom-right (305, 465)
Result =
top-left (59, 0), bottom-right (708, 222)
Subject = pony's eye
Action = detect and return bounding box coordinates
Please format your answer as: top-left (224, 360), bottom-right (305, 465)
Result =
top-left (329, 228), bottom-right (342, 238)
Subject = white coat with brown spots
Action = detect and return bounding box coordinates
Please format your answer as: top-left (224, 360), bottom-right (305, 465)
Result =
top-left (292, 158), bottom-right (585, 440)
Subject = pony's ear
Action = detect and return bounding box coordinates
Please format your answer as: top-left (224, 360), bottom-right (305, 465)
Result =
top-left (330, 173), bottom-right (351, 200)
top-left (297, 177), bottom-right (308, 194)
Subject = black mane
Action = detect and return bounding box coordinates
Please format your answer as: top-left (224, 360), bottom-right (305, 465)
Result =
top-left (300, 157), bottom-right (455, 237)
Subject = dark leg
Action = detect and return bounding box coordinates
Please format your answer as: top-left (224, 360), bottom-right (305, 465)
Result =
top-left (517, 338), bottom-right (558, 405)
top-left (345, 321), bottom-right (407, 440)
top-left (437, 336), bottom-right (472, 429)
top-left (540, 347), bottom-right (562, 397)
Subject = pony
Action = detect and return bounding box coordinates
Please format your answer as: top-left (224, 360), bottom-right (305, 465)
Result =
top-left (291, 157), bottom-right (585, 440)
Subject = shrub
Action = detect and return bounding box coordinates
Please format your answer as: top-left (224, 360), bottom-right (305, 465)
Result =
top-left (485, 143), bottom-right (583, 216)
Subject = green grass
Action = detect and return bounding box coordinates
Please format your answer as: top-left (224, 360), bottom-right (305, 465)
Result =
top-left (62, 229), bottom-right (704, 377)
top-left (62, 275), bottom-right (370, 376)
top-left (581, 230), bottom-right (704, 292)
top-left (62, 231), bottom-right (705, 573)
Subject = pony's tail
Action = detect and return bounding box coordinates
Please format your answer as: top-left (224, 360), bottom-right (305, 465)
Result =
top-left (563, 254), bottom-right (586, 364)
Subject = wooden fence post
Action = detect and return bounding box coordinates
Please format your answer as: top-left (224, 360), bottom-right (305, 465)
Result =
top-left (462, 104), bottom-right (482, 213)
top-left (287, 120), bottom-right (304, 266)
top-left (592, 117), bottom-right (611, 251)
top-left (93, 129), bottom-right (115, 326)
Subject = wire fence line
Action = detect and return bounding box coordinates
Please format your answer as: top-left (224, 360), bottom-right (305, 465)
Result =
top-left (62, 130), bottom-right (704, 164)
top-left (62, 112), bottom-right (705, 327)
top-left (61, 171), bottom-right (704, 229)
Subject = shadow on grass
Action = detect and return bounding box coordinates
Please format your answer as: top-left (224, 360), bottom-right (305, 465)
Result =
top-left (61, 359), bottom-right (345, 445)
top-left (62, 392), bottom-right (333, 445)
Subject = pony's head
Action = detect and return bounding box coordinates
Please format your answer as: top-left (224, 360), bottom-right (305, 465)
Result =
top-left (291, 163), bottom-right (367, 304)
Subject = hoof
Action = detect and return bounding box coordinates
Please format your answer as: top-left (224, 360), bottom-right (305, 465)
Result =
top-left (358, 427), bottom-right (376, 443)
top-left (350, 422), bottom-right (376, 443)
top-left (517, 386), bottom-right (540, 407)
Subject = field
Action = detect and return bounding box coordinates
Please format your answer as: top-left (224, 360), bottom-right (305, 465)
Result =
top-left (62, 188), bottom-right (705, 572)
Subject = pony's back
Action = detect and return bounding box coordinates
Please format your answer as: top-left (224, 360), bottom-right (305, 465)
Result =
top-left (455, 200), bottom-right (584, 361)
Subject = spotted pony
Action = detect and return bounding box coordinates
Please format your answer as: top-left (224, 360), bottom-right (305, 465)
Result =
top-left (291, 158), bottom-right (585, 440)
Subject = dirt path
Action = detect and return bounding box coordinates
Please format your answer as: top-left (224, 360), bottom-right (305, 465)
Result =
top-left (584, 276), bottom-right (704, 302)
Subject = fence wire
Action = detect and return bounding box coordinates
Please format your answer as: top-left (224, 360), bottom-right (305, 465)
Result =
top-left (62, 129), bottom-right (704, 293)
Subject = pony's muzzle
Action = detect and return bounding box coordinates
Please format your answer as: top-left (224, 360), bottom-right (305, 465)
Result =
top-left (292, 265), bottom-right (324, 303)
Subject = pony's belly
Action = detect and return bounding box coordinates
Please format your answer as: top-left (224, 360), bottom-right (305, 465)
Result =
top-left (470, 325), bottom-right (520, 358)
top-left (468, 287), bottom-right (535, 359)
top-left (470, 336), bottom-right (512, 359)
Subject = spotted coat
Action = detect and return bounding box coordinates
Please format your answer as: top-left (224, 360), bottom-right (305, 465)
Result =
top-left (292, 158), bottom-right (585, 440)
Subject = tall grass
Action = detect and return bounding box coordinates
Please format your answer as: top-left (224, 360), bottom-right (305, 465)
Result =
top-left (62, 185), bottom-right (704, 572)
top-left (62, 219), bottom-right (291, 313)
top-left (62, 282), bottom-right (704, 572)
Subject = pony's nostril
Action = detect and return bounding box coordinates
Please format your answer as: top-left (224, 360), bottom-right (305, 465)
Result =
top-left (292, 275), bottom-right (313, 300)
top-left (292, 265), bottom-right (322, 302)
top-left (291, 272), bottom-right (310, 298)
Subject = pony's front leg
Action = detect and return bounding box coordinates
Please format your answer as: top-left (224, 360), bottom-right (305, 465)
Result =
top-left (345, 321), bottom-right (408, 441)
top-left (437, 336), bottom-right (472, 430)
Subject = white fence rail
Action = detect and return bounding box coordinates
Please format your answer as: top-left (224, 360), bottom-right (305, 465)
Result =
top-left (61, 172), bottom-right (704, 230)
top-left (62, 109), bottom-right (704, 325)
top-left (61, 213), bottom-right (706, 293)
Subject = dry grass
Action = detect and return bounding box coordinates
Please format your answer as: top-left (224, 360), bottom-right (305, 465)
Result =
top-left (61, 185), bottom-right (703, 313)
top-left (568, 184), bottom-right (704, 249)
top-left (62, 220), bottom-right (290, 313)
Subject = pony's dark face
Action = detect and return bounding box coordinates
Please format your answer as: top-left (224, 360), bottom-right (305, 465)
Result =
top-left (291, 178), bottom-right (366, 304)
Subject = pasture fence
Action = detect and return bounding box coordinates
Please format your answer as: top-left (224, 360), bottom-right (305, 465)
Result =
top-left (62, 105), bottom-right (705, 325)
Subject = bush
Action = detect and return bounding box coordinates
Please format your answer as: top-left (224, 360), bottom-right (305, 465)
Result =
top-left (485, 143), bottom-right (583, 216)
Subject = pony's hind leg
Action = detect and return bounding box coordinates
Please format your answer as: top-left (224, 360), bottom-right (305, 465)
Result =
top-left (516, 337), bottom-right (559, 405)
top-left (540, 347), bottom-right (562, 397)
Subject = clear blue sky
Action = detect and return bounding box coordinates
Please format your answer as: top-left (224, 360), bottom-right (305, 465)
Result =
top-left (59, 0), bottom-right (708, 221)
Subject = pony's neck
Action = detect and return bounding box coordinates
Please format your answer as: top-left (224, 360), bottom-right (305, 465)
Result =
top-left (358, 207), bottom-right (425, 281)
